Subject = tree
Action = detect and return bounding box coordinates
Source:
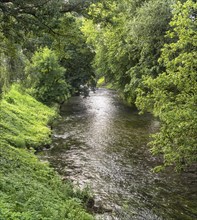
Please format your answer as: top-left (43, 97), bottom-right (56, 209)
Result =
top-left (83, 0), bottom-right (172, 104)
top-left (0, 0), bottom-right (65, 44)
top-left (0, 0), bottom-right (63, 96)
top-left (83, 0), bottom-right (139, 94)
top-left (51, 13), bottom-right (95, 94)
top-left (25, 47), bottom-right (70, 105)
top-left (0, 0), bottom-right (99, 45)
top-left (0, 0), bottom-right (96, 96)
top-left (124, 0), bottom-right (172, 103)
top-left (136, 0), bottom-right (197, 171)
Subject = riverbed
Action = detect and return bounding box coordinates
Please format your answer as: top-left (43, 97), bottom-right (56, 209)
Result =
top-left (41, 88), bottom-right (197, 220)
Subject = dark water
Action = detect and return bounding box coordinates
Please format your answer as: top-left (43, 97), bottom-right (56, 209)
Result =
top-left (41, 89), bottom-right (197, 220)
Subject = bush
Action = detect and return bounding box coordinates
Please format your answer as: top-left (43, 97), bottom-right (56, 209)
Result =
top-left (25, 47), bottom-right (70, 105)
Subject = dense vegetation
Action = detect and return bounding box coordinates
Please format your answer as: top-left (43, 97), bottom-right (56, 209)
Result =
top-left (0, 143), bottom-right (93, 220)
top-left (0, 85), bottom-right (94, 219)
top-left (0, 85), bottom-right (56, 149)
top-left (0, 0), bottom-right (196, 218)
top-left (0, 0), bottom-right (97, 219)
top-left (136, 0), bottom-right (197, 171)
top-left (82, 0), bottom-right (197, 171)
top-left (0, 0), bottom-right (96, 97)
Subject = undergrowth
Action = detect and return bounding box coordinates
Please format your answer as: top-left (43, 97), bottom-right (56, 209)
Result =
top-left (0, 143), bottom-right (94, 220)
top-left (0, 85), bottom-right (94, 220)
top-left (0, 85), bottom-right (56, 149)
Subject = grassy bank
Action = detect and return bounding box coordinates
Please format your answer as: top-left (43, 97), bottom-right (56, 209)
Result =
top-left (0, 85), bottom-right (94, 220)
top-left (97, 77), bottom-right (135, 108)
top-left (0, 85), bottom-right (56, 149)
top-left (97, 76), bottom-right (115, 89)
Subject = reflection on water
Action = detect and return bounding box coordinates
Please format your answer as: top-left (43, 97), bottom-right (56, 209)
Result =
top-left (41, 88), bottom-right (197, 220)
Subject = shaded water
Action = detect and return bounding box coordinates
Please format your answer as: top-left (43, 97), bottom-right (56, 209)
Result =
top-left (41, 89), bottom-right (197, 219)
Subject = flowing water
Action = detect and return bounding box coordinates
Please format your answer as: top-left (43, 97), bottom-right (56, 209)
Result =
top-left (41, 88), bottom-right (197, 220)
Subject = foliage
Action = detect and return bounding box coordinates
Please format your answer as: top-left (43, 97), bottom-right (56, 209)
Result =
top-left (0, 47), bottom-right (27, 95)
top-left (123, 0), bottom-right (172, 103)
top-left (0, 85), bottom-right (56, 149)
top-left (83, 0), bottom-right (131, 91)
top-left (0, 0), bottom-right (64, 93)
top-left (0, 142), bottom-right (94, 220)
top-left (97, 76), bottom-right (105, 87)
top-left (0, 0), bottom-right (96, 97)
top-left (0, 85), bottom-right (94, 219)
top-left (136, 0), bottom-right (197, 171)
top-left (25, 47), bottom-right (70, 105)
top-left (83, 0), bottom-right (172, 104)
top-left (0, 0), bottom-right (63, 43)
top-left (51, 14), bottom-right (96, 94)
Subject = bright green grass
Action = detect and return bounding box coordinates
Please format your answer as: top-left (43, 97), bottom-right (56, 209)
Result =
top-left (97, 76), bottom-right (105, 87)
top-left (0, 143), bottom-right (94, 220)
top-left (0, 85), bottom-right (56, 149)
top-left (0, 85), bottom-right (94, 220)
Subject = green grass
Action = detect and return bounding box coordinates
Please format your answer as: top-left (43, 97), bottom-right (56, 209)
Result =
top-left (0, 85), bottom-right (94, 220)
top-left (0, 143), bottom-right (94, 220)
top-left (0, 85), bottom-right (56, 149)
top-left (97, 76), bottom-right (117, 89)
top-left (97, 76), bottom-right (105, 87)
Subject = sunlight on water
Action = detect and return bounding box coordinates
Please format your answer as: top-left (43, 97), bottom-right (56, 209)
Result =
top-left (41, 88), bottom-right (197, 220)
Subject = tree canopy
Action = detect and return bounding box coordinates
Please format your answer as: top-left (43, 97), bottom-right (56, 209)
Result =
top-left (0, 0), bottom-right (196, 172)
top-left (136, 0), bottom-right (197, 170)
top-left (82, 0), bottom-right (197, 171)
top-left (25, 47), bottom-right (70, 105)
top-left (82, 0), bottom-right (172, 103)
top-left (0, 0), bottom-right (96, 96)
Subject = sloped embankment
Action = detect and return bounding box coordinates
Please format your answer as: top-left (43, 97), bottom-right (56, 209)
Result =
top-left (0, 86), bottom-right (94, 220)
top-left (0, 86), bottom-right (56, 149)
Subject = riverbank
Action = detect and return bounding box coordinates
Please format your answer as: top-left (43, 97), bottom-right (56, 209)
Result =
top-left (0, 85), bottom-right (94, 219)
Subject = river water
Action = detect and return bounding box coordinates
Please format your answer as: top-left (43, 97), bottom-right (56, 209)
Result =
top-left (41, 88), bottom-right (197, 220)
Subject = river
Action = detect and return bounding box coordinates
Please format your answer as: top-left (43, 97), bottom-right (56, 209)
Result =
top-left (41, 88), bottom-right (197, 220)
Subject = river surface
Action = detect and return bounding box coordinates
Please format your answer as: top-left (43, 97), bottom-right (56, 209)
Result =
top-left (41, 88), bottom-right (197, 220)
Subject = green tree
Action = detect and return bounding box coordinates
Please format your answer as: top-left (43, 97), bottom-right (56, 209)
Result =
top-left (25, 47), bottom-right (70, 105)
top-left (51, 13), bottom-right (95, 94)
top-left (83, 0), bottom-right (172, 104)
top-left (0, 0), bottom-right (64, 96)
top-left (0, 0), bottom-right (96, 96)
top-left (136, 0), bottom-right (197, 171)
top-left (124, 0), bottom-right (172, 103)
top-left (83, 0), bottom-right (138, 92)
